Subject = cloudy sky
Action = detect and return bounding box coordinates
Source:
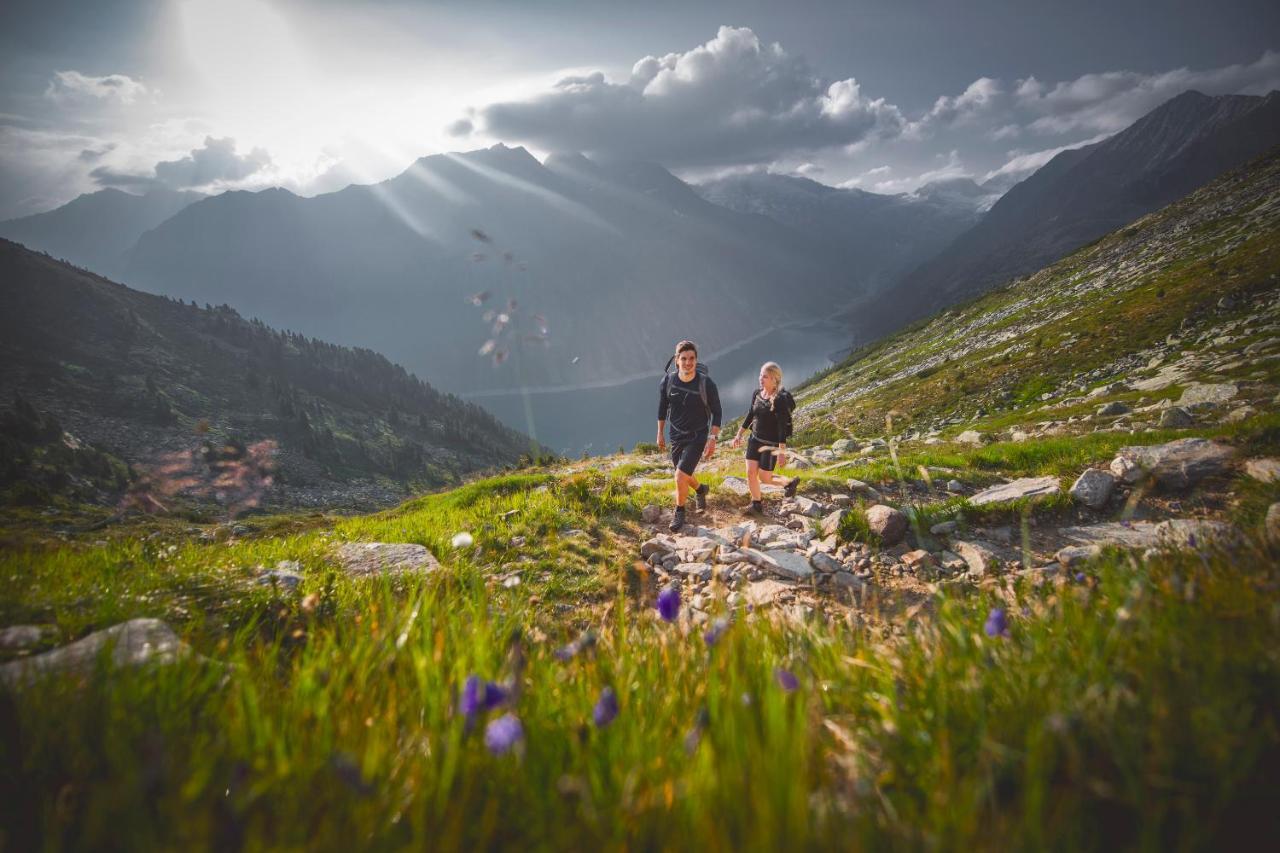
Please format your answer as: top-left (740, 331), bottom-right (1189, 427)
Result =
top-left (1, 0), bottom-right (1277, 219)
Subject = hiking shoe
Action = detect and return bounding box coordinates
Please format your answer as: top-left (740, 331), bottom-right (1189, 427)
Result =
top-left (747, 500), bottom-right (764, 516)
top-left (695, 483), bottom-right (709, 511)
top-left (670, 506), bottom-right (686, 532)
top-left (784, 477), bottom-right (799, 498)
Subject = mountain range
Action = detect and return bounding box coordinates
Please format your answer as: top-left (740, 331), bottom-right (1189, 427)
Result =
top-left (867, 89), bottom-right (1280, 331)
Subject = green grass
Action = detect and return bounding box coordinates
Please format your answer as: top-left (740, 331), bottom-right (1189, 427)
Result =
top-left (2, 498), bottom-right (1278, 848)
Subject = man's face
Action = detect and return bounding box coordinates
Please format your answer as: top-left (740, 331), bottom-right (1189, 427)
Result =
top-left (677, 350), bottom-right (697, 372)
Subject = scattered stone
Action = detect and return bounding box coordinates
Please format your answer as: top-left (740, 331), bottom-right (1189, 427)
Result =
top-left (1109, 455), bottom-right (1144, 484)
top-left (744, 579), bottom-right (795, 606)
top-left (640, 536), bottom-right (675, 559)
top-left (1158, 406), bottom-right (1195, 428)
top-left (1154, 519), bottom-right (1246, 551)
top-left (937, 551), bottom-right (967, 573)
top-left (901, 550), bottom-right (937, 572)
top-left (641, 504), bottom-right (662, 523)
top-left (673, 563), bottom-right (714, 582)
top-left (968, 476), bottom-right (1061, 507)
top-left (1010, 430), bottom-right (1031, 442)
top-left (845, 479), bottom-right (883, 502)
top-left (1055, 545), bottom-right (1100, 567)
top-left (1245, 458), bottom-right (1280, 484)
top-left (946, 479), bottom-right (964, 493)
top-left (783, 496), bottom-right (826, 518)
top-left (788, 456), bottom-right (813, 470)
top-left (832, 438), bottom-right (858, 454)
top-left (0, 625), bottom-right (56, 651)
top-left (1069, 469), bottom-right (1115, 509)
top-left (1177, 382), bottom-right (1237, 408)
top-left (930, 520), bottom-right (958, 536)
top-left (956, 430), bottom-right (987, 445)
top-left (864, 504), bottom-right (908, 546)
top-left (953, 540), bottom-right (1001, 577)
top-left (335, 542), bottom-right (441, 577)
top-left (1, 619), bottom-right (190, 688)
top-left (809, 552), bottom-right (843, 574)
top-left (1113, 438), bottom-right (1236, 489)
top-left (1058, 522), bottom-right (1160, 549)
top-left (832, 571), bottom-right (865, 592)
top-left (820, 509), bottom-right (849, 538)
top-left (1097, 401), bottom-right (1132, 417)
top-left (1267, 503), bottom-right (1280, 543)
top-left (256, 568), bottom-right (303, 591)
top-left (1224, 405), bottom-right (1257, 423)
top-left (740, 548), bottom-right (815, 581)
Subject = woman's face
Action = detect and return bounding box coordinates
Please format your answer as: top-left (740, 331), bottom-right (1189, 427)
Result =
top-left (759, 370), bottom-right (777, 392)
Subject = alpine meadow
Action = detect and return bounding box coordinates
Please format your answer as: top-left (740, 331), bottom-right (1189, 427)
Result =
top-left (2, 2), bottom-right (1280, 849)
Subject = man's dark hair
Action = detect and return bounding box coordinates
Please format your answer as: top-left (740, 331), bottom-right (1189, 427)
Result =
top-left (676, 340), bottom-right (698, 356)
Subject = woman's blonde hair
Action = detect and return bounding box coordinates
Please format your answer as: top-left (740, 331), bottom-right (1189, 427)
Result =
top-left (760, 362), bottom-right (783, 409)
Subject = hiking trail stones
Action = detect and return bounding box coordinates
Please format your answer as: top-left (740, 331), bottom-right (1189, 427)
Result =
top-left (335, 542), bottom-right (440, 577)
top-left (1112, 438), bottom-right (1236, 489)
top-left (820, 509), bottom-right (849, 538)
top-left (969, 476), bottom-right (1061, 506)
top-left (1070, 469), bottom-right (1116, 509)
top-left (0, 619), bottom-right (190, 688)
top-left (864, 505), bottom-right (907, 546)
top-left (953, 540), bottom-right (1001, 577)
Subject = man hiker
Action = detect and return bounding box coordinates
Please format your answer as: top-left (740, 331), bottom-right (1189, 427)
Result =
top-left (657, 340), bottom-right (722, 532)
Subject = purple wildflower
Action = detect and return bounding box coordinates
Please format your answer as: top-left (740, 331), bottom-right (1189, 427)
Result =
top-left (703, 617), bottom-right (730, 647)
top-left (984, 607), bottom-right (1009, 637)
top-left (1074, 572), bottom-right (1087, 584)
top-left (484, 713), bottom-right (524, 755)
top-left (775, 668), bottom-right (799, 692)
top-left (459, 675), bottom-right (507, 718)
top-left (657, 585), bottom-right (680, 622)
top-left (593, 687), bottom-right (619, 728)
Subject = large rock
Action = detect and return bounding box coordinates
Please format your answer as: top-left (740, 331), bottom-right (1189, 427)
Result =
top-left (864, 504), bottom-right (907, 546)
top-left (1154, 519), bottom-right (1245, 551)
top-left (820, 509), bottom-right (849, 539)
top-left (1097, 401), bottom-right (1132, 417)
top-left (968, 476), bottom-right (1061, 507)
top-left (1244, 458), bottom-right (1280, 484)
top-left (1177, 382), bottom-right (1237, 408)
top-left (953, 540), bottom-right (1001, 577)
top-left (1056, 545), bottom-right (1100, 567)
top-left (956, 430), bottom-right (987, 445)
top-left (640, 535), bottom-right (676, 559)
top-left (809, 552), bottom-right (843, 574)
top-left (1113, 438), bottom-right (1236, 489)
top-left (1109, 456), bottom-right (1144, 484)
top-left (0, 619), bottom-right (189, 688)
top-left (1158, 406), bottom-right (1195, 428)
top-left (1069, 469), bottom-right (1115, 509)
top-left (832, 438), bottom-right (858, 454)
top-left (740, 548), bottom-right (814, 581)
top-left (335, 542), bottom-right (441, 577)
top-left (1059, 522), bottom-right (1160, 549)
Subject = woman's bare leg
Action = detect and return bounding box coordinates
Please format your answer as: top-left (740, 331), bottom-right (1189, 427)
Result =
top-left (746, 460), bottom-right (761, 501)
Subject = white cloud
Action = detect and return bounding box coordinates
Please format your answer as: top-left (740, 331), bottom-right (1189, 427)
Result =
top-left (45, 70), bottom-right (149, 105)
top-left (470, 26), bottom-right (906, 167)
top-left (982, 131), bottom-right (1114, 185)
top-left (1017, 49), bottom-right (1280, 135)
top-left (91, 136), bottom-right (272, 191)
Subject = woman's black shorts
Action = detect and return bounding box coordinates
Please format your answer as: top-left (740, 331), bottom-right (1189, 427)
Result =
top-left (670, 440), bottom-right (705, 475)
top-left (746, 436), bottom-right (778, 471)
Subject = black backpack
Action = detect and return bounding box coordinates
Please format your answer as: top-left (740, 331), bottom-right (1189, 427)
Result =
top-left (663, 355), bottom-right (710, 411)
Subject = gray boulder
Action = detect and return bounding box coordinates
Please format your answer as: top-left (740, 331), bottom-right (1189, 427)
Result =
top-left (1158, 406), bottom-right (1194, 428)
top-left (740, 548), bottom-right (814, 581)
top-left (1, 619), bottom-right (190, 688)
top-left (1069, 469), bottom-right (1115, 509)
top-left (1154, 519), bottom-right (1245, 551)
top-left (969, 476), bottom-right (1061, 506)
top-left (1113, 438), bottom-right (1236, 489)
top-left (864, 504), bottom-right (908, 546)
top-left (956, 430), bottom-right (987, 445)
top-left (832, 438), bottom-right (858, 454)
top-left (953, 540), bottom-right (1001, 577)
top-left (335, 542), bottom-right (441, 577)
top-left (1177, 382), bottom-right (1237, 408)
top-left (809, 552), bottom-right (843, 574)
top-left (1056, 545), bottom-right (1101, 567)
top-left (820, 508), bottom-right (849, 539)
top-left (1097, 401), bottom-right (1132, 417)
top-left (0, 624), bottom-right (56, 651)
top-left (1244, 458), bottom-right (1280, 484)
top-left (640, 536), bottom-right (676, 559)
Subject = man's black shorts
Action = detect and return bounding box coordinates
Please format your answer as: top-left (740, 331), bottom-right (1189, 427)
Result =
top-left (670, 439), bottom-right (705, 475)
top-left (746, 436), bottom-right (778, 472)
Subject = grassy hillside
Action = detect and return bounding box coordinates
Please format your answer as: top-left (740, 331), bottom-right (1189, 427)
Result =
top-left (0, 239), bottom-right (542, 512)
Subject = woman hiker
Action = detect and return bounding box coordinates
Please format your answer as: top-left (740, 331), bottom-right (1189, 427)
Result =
top-left (730, 361), bottom-right (799, 514)
top-left (657, 340), bottom-right (722, 532)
